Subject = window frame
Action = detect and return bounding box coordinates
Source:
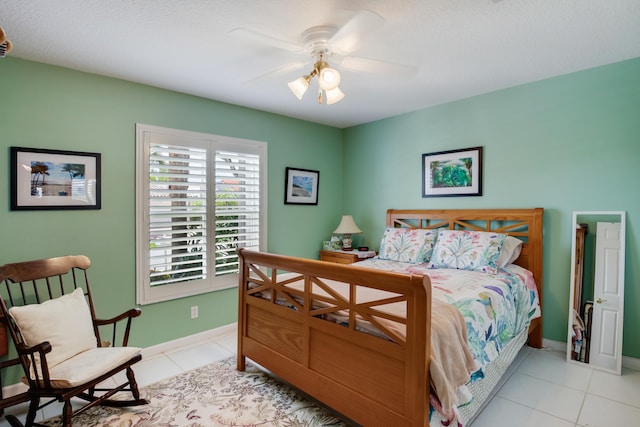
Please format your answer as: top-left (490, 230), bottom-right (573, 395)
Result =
top-left (135, 124), bottom-right (267, 305)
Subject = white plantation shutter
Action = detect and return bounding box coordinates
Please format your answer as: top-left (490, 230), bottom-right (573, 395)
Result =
top-left (214, 150), bottom-right (261, 277)
top-left (148, 144), bottom-right (208, 286)
top-left (136, 124), bottom-right (266, 305)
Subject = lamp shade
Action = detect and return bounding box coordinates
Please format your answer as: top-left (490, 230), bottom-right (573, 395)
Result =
top-left (333, 215), bottom-right (362, 235)
top-left (288, 76), bottom-right (310, 100)
top-left (318, 67), bottom-right (341, 90)
top-left (325, 86), bottom-right (345, 105)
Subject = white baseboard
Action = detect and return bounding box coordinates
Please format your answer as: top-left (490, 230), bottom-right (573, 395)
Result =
top-left (141, 322), bottom-right (237, 359)
top-left (623, 355), bottom-right (640, 371)
top-left (541, 338), bottom-right (567, 353)
top-left (543, 338), bottom-right (640, 371)
top-left (1, 323), bottom-right (238, 401)
top-left (1, 381), bottom-right (28, 402)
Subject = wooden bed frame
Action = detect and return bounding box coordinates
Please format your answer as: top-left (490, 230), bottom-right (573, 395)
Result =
top-left (237, 208), bottom-right (543, 427)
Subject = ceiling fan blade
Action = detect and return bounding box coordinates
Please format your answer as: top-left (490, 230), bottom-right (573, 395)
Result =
top-left (339, 56), bottom-right (418, 79)
top-left (245, 61), bottom-right (309, 84)
top-left (229, 27), bottom-right (303, 53)
top-left (329, 9), bottom-right (384, 54)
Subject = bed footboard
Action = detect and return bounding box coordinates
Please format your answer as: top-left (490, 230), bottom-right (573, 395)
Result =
top-left (237, 249), bottom-right (431, 427)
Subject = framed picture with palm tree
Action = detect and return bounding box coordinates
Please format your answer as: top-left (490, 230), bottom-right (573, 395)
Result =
top-left (422, 146), bottom-right (483, 197)
top-left (10, 147), bottom-right (101, 210)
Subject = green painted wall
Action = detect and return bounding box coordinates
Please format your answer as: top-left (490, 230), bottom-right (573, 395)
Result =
top-left (0, 58), bottom-right (343, 362)
top-left (343, 57), bottom-right (640, 358)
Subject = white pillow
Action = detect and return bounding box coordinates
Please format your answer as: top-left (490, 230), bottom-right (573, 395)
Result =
top-left (9, 288), bottom-right (97, 369)
top-left (497, 236), bottom-right (523, 268)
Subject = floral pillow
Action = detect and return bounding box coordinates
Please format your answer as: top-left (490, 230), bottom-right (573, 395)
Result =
top-left (427, 230), bottom-right (507, 274)
top-left (378, 227), bottom-right (438, 264)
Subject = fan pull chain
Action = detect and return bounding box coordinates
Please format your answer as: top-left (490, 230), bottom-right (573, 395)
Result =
top-left (317, 88), bottom-right (323, 104)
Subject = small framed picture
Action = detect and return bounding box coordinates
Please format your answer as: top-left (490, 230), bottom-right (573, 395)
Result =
top-left (10, 147), bottom-right (101, 210)
top-left (422, 146), bottom-right (483, 197)
top-left (284, 167), bottom-right (319, 205)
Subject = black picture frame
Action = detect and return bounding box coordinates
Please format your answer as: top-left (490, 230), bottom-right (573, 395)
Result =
top-left (10, 146), bottom-right (102, 210)
top-left (422, 146), bottom-right (483, 197)
top-left (284, 167), bottom-right (319, 205)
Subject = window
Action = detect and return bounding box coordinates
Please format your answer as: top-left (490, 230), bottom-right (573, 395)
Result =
top-left (136, 124), bottom-right (266, 305)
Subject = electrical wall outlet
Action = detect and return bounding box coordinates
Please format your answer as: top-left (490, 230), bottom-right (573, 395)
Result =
top-left (190, 305), bottom-right (199, 319)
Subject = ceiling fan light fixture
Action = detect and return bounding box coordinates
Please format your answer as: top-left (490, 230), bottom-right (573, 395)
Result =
top-left (287, 51), bottom-right (346, 105)
top-left (325, 86), bottom-right (345, 105)
top-left (288, 75), bottom-right (311, 100)
top-left (318, 67), bottom-right (341, 90)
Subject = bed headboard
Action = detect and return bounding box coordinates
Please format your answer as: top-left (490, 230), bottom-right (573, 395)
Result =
top-left (386, 208), bottom-right (543, 289)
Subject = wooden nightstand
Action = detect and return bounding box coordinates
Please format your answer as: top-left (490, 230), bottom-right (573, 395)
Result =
top-left (319, 250), bottom-right (376, 264)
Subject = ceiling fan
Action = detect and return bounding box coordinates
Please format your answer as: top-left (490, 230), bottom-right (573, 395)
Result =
top-left (229, 10), bottom-right (417, 105)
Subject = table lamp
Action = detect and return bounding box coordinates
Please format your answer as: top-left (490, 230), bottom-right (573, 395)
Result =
top-left (333, 215), bottom-right (362, 251)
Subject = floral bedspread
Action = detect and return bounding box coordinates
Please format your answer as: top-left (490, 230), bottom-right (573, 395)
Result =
top-left (356, 258), bottom-right (541, 425)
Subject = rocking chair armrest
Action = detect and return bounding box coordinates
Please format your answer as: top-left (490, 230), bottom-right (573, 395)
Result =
top-left (15, 340), bottom-right (52, 356)
top-left (94, 307), bottom-right (142, 347)
top-left (94, 307), bottom-right (142, 326)
top-left (15, 341), bottom-right (55, 388)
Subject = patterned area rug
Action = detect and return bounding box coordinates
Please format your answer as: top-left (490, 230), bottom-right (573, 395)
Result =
top-left (41, 357), bottom-right (349, 426)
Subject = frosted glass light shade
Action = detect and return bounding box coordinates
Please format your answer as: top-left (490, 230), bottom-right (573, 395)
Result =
top-left (288, 76), bottom-right (309, 100)
top-left (333, 215), bottom-right (362, 235)
top-left (318, 67), bottom-right (341, 90)
top-left (325, 86), bottom-right (345, 104)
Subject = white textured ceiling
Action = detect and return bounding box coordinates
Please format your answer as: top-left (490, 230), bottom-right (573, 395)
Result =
top-left (1, 0), bottom-right (639, 128)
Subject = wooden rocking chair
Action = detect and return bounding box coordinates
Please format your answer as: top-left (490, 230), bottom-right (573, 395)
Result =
top-left (0, 255), bottom-right (149, 427)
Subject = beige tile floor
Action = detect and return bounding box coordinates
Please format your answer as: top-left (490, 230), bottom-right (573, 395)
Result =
top-left (2, 325), bottom-right (639, 426)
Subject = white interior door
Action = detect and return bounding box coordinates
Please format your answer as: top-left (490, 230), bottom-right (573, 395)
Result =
top-left (589, 222), bottom-right (624, 374)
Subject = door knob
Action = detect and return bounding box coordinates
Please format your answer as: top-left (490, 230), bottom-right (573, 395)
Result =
top-left (596, 298), bottom-right (607, 304)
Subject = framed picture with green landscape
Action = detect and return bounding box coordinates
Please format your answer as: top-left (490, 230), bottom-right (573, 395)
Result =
top-left (284, 167), bottom-right (319, 205)
top-left (10, 147), bottom-right (101, 210)
top-left (422, 146), bottom-right (482, 197)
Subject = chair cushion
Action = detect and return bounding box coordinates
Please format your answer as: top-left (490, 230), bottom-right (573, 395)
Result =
top-left (22, 346), bottom-right (142, 388)
top-left (9, 288), bottom-right (97, 369)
